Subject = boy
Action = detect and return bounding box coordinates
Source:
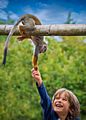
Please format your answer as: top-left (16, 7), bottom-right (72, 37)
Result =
top-left (32, 68), bottom-right (80, 120)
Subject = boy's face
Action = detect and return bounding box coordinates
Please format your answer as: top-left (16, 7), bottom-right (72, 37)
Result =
top-left (52, 92), bottom-right (70, 116)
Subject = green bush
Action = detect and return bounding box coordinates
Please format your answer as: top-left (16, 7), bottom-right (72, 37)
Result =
top-left (0, 36), bottom-right (86, 119)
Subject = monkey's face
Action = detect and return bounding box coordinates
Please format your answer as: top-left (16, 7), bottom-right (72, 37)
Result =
top-left (39, 44), bottom-right (47, 53)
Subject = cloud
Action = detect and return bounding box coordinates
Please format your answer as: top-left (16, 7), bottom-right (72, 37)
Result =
top-left (23, 3), bottom-right (68, 24)
top-left (72, 11), bottom-right (86, 23)
top-left (0, 10), bottom-right (19, 21)
top-left (0, 10), bottom-right (8, 20)
top-left (0, 0), bottom-right (18, 21)
top-left (0, 0), bottom-right (8, 9)
top-left (36, 2), bottom-right (48, 8)
top-left (8, 11), bottom-right (19, 20)
top-left (23, 6), bottom-right (49, 23)
top-left (24, 7), bottom-right (35, 15)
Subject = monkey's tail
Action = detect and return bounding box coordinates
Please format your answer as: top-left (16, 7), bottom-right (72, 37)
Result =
top-left (2, 25), bottom-right (17, 65)
top-left (2, 47), bottom-right (7, 65)
top-left (32, 46), bottom-right (39, 70)
top-left (32, 55), bottom-right (38, 70)
top-left (2, 17), bottom-right (24, 65)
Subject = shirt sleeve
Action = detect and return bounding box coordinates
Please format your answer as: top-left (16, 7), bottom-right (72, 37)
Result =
top-left (36, 82), bottom-right (52, 113)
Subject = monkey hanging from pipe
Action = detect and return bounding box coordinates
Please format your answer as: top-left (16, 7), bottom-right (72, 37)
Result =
top-left (2, 14), bottom-right (47, 70)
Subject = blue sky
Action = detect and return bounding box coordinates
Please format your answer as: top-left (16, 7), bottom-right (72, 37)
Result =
top-left (0, 0), bottom-right (86, 24)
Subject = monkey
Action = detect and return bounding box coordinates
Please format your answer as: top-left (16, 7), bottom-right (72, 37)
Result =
top-left (2, 14), bottom-right (47, 70)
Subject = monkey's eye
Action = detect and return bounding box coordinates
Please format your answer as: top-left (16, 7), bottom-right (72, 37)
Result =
top-left (22, 21), bottom-right (25, 25)
top-left (39, 45), bottom-right (47, 53)
top-left (43, 45), bottom-right (47, 52)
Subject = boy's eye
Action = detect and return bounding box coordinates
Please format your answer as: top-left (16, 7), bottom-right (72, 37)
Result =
top-left (62, 98), bottom-right (68, 101)
top-left (55, 96), bottom-right (59, 100)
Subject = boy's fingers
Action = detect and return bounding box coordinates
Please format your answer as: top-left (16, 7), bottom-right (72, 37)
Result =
top-left (31, 68), bottom-right (35, 72)
top-left (31, 68), bottom-right (38, 72)
top-left (32, 70), bottom-right (39, 75)
top-left (32, 73), bottom-right (39, 79)
top-left (31, 68), bottom-right (40, 80)
top-left (32, 72), bottom-right (39, 76)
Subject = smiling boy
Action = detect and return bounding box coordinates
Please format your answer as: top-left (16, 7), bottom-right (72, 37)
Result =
top-left (32, 68), bottom-right (80, 120)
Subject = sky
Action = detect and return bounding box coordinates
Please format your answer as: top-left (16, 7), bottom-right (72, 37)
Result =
top-left (0, 0), bottom-right (86, 24)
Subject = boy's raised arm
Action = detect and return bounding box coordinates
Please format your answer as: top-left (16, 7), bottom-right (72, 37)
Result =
top-left (31, 68), bottom-right (52, 113)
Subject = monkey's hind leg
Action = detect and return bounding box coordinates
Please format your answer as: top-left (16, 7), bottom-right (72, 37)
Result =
top-left (17, 25), bottom-right (31, 41)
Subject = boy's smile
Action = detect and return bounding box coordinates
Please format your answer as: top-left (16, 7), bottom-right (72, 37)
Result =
top-left (55, 102), bottom-right (63, 108)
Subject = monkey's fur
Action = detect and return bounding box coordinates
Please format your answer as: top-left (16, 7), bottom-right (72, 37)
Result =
top-left (2, 14), bottom-right (47, 70)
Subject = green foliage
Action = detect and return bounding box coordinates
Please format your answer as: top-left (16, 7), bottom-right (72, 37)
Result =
top-left (0, 20), bottom-right (6, 24)
top-left (6, 19), bottom-right (15, 24)
top-left (0, 36), bottom-right (86, 119)
top-left (0, 14), bottom-right (15, 25)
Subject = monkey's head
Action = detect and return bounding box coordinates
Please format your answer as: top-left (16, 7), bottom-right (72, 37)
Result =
top-left (39, 43), bottom-right (47, 53)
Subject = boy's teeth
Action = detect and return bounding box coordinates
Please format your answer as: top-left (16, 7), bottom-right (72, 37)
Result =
top-left (55, 103), bottom-right (63, 107)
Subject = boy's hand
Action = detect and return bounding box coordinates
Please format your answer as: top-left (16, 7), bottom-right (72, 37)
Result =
top-left (31, 68), bottom-right (43, 86)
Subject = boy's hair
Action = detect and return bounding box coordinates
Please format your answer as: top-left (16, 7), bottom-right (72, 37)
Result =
top-left (52, 88), bottom-right (80, 120)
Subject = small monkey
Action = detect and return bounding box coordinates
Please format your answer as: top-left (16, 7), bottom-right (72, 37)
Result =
top-left (2, 14), bottom-right (47, 70)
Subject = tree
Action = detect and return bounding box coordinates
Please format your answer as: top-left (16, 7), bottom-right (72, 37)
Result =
top-left (64, 12), bottom-right (76, 24)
